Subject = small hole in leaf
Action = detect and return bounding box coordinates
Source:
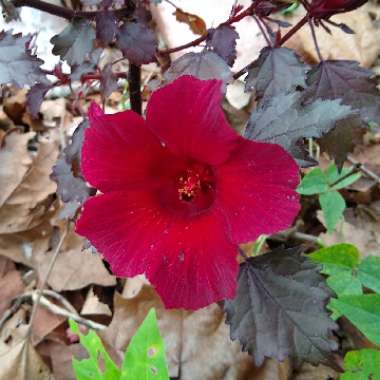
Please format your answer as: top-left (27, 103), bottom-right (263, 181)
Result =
top-left (147, 347), bottom-right (156, 357)
top-left (150, 366), bottom-right (158, 374)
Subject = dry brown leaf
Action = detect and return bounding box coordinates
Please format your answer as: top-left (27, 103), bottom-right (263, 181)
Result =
top-left (100, 283), bottom-right (285, 380)
top-left (38, 246), bottom-right (116, 292)
top-left (285, 4), bottom-right (380, 67)
top-left (294, 363), bottom-right (338, 379)
top-left (0, 221), bottom-right (52, 267)
top-left (173, 8), bottom-right (207, 35)
top-left (0, 339), bottom-right (53, 380)
top-left (0, 131), bottom-right (35, 208)
top-left (0, 137), bottom-right (59, 234)
top-left (32, 307), bottom-right (65, 346)
top-left (81, 287), bottom-right (112, 316)
top-left (48, 342), bottom-right (86, 380)
top-left (0, 269), bottom-right (24, 317)
top-left (319, 208), bottom-right (380, 255)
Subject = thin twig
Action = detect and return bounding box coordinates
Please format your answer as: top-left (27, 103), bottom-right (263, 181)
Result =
top-left (253, 16), bottom-right (272, 47)
top-left (308, 18), bottom-right (323, 61)
top-left (271, 228), bottom-right (324, 246)
top-left (26, 224), bottom-right (69, 338)
top-left (22, 292), bottom-right (106, 330)
top-left (348, 155), bottom-right (380, 184)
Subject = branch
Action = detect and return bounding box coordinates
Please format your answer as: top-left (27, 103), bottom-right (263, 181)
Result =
top-left (12, 0), bottom-right (134, 20)
top-left (348, 155), bottom-right (380, 184)
top-left (128, 64), bottom-right (142, 115)
top-left (271, 228), bottom-right (324, 246)
top-left (276, 15), bottom-right (309, 46)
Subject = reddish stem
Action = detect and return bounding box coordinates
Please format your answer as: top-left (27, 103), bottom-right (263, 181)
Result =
top-left (276, 15), bottom-right (309, 46)
top-left (233, 14), bottom-right (309, 79)
top-left (159, 3), bottom-right (256, 55)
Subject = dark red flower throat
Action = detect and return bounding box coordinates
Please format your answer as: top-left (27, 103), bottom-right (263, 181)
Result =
top-left (156, 158), bottom-right (216, 217)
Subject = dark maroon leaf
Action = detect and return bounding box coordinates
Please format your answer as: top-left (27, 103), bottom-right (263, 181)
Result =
top-left (51, 18), bottom-right (96, 66)
top-left (304, 60), bottom-right (380, 124)
top-left (224, 247), bottom-right (338, 367)
top-left (165, 50), bottom-right (232, 85)
top-left (96, 11), bottom-right (118, 45)
top-left (116, 20), bottom-right (157, 65)
top-left (208, 25), bottom-right (239, 66)
top-left (309, 0), bottom-right (368, 19)
top-left (26, 82), bottom-right (53, 118)
top-left (70, 49), bottom-right (102, 82)
top-left (319, 115), bottom-right (364, 168)
top-left (100, 63), bottom-right (118, 101)
top-left (246, 92), bottom-right (353, 166)
top-left (245, 47), bottom-right (308, 100)
top-left (0, 31), bottom-right (45, 88)
top-left (51, 120), bottom-right (93, 218)
top-left (255, 0), bottom-right (290, 16)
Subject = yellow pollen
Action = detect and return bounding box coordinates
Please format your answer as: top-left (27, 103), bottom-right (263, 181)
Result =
top-left (178, 171), bottom-right (201, 201)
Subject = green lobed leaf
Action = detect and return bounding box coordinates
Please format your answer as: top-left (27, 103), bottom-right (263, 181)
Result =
top-left (328, 294), bottom-right (380, 345)
top-left (297, 168), bottom-right (329, 195)
top-left (69, 319), bottom-right (120, 380)
top-left (120, 309), bottom-right (169, 380)
top-left (358, 256), bottom-right (380, 294)
top-left (309, 243), bottom-right (360, 275)
top-left (319, 191), bottom-right (346, 232)
top-left (327, 272), bottom-right (362, 296)
top-left (341, 349), bottom-right (380, 380)
top-left (310, 244), bottom-right (361, 297)
top-left (324, 164), bottom-right (361, 189)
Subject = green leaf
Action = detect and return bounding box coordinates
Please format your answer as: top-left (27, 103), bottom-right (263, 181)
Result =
top-left (309, 243), bottom-right (360, 275)
top-left (121, 309), bottom-right (169, 380)
top-left (358, 256), bottom-right (380, 293)
top-left (324, 164), bottom-right (350, 184)
top-left (297, 168), bottom-right (328, 195)
top-left (69, 319), bottom-right (120, 380)
top-left (328, 294), bottom-right (380, 345)
top-left (341, 349), bottom-right (380, 380)
top-left (332, 172), bottom-right (361, 190)
top-left (327, 272), bottom-right (362, 296)
top-left (319, 191), bottom-right (346, 232)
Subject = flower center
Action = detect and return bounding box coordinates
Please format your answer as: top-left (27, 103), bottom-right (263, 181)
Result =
top-left (177, 165), bottom-right (214, 202)
top-left (155, 159), bottom-right (216, 218)
top-left (178, 170), bottom-right (201, 201)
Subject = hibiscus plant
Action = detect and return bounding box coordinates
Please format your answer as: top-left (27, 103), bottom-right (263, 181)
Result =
top-left (1, 0), bottom-right (379, 378)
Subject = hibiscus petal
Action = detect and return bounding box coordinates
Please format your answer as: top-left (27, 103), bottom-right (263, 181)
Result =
top-left (146, 76), bottom-right (238, 166)
top-left (216, 139), bottom-right (300, 243)
top-left (146, 213), bottom-right (238, 310)
top-left (82, 103), bottom-right (163, 192)
top-left (76, 190), bottom-right (238, 309)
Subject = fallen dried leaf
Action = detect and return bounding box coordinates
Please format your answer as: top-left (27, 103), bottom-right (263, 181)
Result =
top-left (0, 338), bottom-right (53, 379)
top-left (81, 287), bottom-right (112, 317)
top-left (173, 8), bottom-right (207, 35)
top-left (0, 136), bottom-right (58, 234)
top-left (100, 284), bottom-right (259, 379)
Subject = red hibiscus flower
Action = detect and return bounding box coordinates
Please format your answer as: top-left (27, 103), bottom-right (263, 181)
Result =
top-left (76, 76), bottom-right (300, 310)
top-left (309, 0), bottom-right (367, 18)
